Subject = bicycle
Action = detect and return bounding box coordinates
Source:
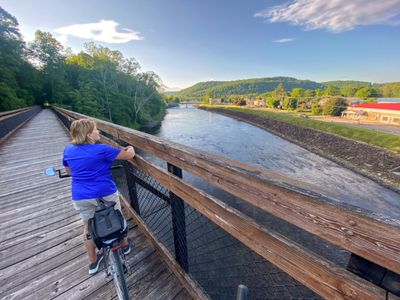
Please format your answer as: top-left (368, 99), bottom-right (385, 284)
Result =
top-left (45, 166), bottom-right (131, 300)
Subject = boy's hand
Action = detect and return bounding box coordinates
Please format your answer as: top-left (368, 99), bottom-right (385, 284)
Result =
top-left (124, 146), bottom-right (135, 158)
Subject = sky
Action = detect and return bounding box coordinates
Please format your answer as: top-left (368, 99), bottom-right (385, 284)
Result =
top-left (1, 0), bottom-right (400, 90)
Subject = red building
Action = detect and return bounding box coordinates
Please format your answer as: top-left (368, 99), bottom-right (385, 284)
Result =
top-left (341, 103), bottom-right (400, 125)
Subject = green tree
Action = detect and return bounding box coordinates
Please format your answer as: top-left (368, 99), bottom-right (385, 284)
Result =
top-left (380, 83), bottom-right (400, 97)
top-left (304, 89), bottom-right (315, 97)
top-left (291, 88), bottom-right (304, 98)
top-left (355, 87), bottom-right (379, 99)
top-left (322, 97), bottom-right (348, 116)
top-left (340, 86), bottom-right (357, 97)
top-left (0, 6), bottom-right (41, 110)
top-left (325, 85), bottom-right (340, 96)
top-left (282, 97), bottom-right (298, 110)
top-left (28, 30), bottom-right (67, 103)
top-left (266, 97), bottom-right (280, 109)
top-left (311, 102), bottom-right (322, 115)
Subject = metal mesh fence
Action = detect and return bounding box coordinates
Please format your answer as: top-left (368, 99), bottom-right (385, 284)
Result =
top-left (114, 159), bottom-right (322, 299)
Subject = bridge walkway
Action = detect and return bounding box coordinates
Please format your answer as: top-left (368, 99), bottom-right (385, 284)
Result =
top-left (0, 109), bottom-right (190, 300)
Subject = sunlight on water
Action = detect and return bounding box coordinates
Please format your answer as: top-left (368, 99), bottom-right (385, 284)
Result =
top-left (157, 107), bottom-right (400, 220)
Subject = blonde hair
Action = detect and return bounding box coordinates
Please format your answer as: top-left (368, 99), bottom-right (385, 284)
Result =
top-left (70, 119), bottom-right (96, 145)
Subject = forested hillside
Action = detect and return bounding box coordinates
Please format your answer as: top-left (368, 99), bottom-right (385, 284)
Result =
top-left (175, 77), bottom-right (324, 99)
top-left (0, 6), bottom-right (165, 129)
top-left (321, 81), bottom-right (372, 88)
top-left (171, 78), bottom-right (400, 100)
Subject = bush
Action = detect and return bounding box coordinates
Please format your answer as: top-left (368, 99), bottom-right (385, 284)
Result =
top-left (233, 99), bottom-right (246, 106)
top-left (311, 102), bottom-right (322, 115)
top-left (267, 98), bottom-right (280, 109)
top-left (322, 97), bottom-right (348, 116)
top-left (282, 97), bottom-right (298, 110)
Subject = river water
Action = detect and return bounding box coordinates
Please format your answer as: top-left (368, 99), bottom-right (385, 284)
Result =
top-left (156, 105), bottom-right (400, 221)
top-left (146, 105), bottom-right (400, 298)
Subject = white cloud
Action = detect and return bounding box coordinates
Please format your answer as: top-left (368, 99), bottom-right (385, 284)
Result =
top-left (255, 0), bottom-right (400, 32)
top-left (274, 38), bottom-right (295, 43)
top-left (54, 20), bottom-right (143, 44)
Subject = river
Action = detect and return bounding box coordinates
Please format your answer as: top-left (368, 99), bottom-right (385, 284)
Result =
top-left (140, 105), bottom-right (400, 298)
top-left (155, 105), bottom-right (400, 221)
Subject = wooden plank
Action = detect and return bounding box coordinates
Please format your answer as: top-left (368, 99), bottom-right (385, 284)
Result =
top-left (0, 208), bottom-right (77, 240)
top-left (0, 107), bottom-right (39, 145)
top-left (0, 200), bottom-right (74, 231)
top-left (142, 272), bottom-right (186, 300)
top-left (79, 247), bottom-right (157, 300)
top-left (1, 243), bottom-right (83, 294)
top-left (0, 214), bottom-right (80, 250)
top-left (138, 270), bottom-right (174, 299)
top-left (389, 293), bottom-right (400, 300)
top-left (4, 252), bottom-right (88, 299)
top-left (0, 235), bottom-right (82, 295)
top-left (0, 194), bottom-right (71, 223)
top-left (156, 276), bottom-right (189, 300)
top-left (0, 106), bottom-right (31, 118)
top-left (0, 220), bottom-right (82, 269)
top-left (119, 194), bottom-right (210, 300)
top-left (56, 107), bottom-right (400, 275)
top-left (128, 155), bottom-right (387, 300)
top-left (126, 259), bottom-right (167, 299)
top-left (173, 288), bottom-right (193, 300)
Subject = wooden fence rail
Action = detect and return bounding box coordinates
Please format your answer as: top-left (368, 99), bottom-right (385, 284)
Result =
top-left (53, 107), bottom-right (399, 299)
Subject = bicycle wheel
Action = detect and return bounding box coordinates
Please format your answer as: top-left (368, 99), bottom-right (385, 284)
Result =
top-left (110, 249), bottom-right (129, 300)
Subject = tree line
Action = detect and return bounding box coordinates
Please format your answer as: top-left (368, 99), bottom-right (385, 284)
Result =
top-left (172, 77), bottom-right (400, 101)
top-left (0, 6), bottom-right (166, 129)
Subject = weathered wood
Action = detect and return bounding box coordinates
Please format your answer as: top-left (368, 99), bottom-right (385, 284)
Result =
top-left (80, 248), bottom-right (158, 300)
top-left (120, 194), bottom-right (209, 300)
top-left (173, 288), bottom-right (193, 300)
top-left (389, 292), bottom-right (400, 300)
top-left (128, 155), bottom-right (387, 299)
top-left (0, 107), bottom-right (40, 145)
top-left (0, 236), bottom-right (82, 293)
top-left (55, 107), bottom-right (400, 275)
top-left (1, 109), bottom-right (191, 300)
top-left (0, 214), bottom-right (80, 250)
top-left (0, 220), bottom-right (82, 269)
top-left (0, 106), bottom-right (31, 118)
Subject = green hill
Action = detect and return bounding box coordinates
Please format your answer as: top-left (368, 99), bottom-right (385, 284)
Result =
top-left (321, 80), bottom-right (373, 88)
top-left (173, 77), bottom-right (325, 99)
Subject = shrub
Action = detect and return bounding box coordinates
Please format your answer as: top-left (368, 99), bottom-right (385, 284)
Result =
top-left (311, 102), bottom-right (322, 115)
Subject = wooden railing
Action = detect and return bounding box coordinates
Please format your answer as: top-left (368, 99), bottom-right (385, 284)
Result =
top-left (53, 107), bottom-right (399, 299)
top-left (0, 106), bottom-right (41, 144)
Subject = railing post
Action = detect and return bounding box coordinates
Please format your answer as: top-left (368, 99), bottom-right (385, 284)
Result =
top-left (123, 161), bottom-right (141, 215)
top-left (236, 284), bottom-right (248, 300)
top-left (167, 162), bottom-right (188, 272)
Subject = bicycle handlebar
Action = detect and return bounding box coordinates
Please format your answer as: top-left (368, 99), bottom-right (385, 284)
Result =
top-left (48, 165), bottom-right (123, 179)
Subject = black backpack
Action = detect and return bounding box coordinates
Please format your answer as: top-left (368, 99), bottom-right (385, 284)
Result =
top-left (88, 198), bottom-right (127, 249)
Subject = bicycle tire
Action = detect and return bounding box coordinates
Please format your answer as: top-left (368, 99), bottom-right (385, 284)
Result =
top-left (110, 249), bottom-right (129, 300)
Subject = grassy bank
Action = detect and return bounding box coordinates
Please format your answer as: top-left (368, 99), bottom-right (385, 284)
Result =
top-left (200, 105), bottom-right (400, 153)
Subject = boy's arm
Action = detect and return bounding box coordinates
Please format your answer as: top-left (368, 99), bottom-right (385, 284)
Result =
top-left (116, 146), bottom-right (135, 160)
top-left (65, 167), bottom-right (71, 175)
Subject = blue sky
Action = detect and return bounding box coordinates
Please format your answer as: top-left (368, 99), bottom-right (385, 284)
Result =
top-left (1, 0), bottom-right (400, 89)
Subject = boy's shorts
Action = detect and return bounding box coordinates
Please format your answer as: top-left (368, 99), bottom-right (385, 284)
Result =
top-left (72, 192), bottom-right (122, 222)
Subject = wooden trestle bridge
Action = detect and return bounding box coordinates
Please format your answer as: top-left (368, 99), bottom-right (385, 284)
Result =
top-left (0, 106), bottom-right (399, 299)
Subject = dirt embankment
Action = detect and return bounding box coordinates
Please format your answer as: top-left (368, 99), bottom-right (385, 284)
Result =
top-left (200, 107), bottom-right (400, 193)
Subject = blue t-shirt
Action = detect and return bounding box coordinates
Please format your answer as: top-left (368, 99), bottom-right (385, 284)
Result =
top-left (62, 144), bottom-right (121, 200)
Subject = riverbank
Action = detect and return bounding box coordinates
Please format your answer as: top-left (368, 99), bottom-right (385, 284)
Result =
top-left (199, 106), bottom-right (400, 192)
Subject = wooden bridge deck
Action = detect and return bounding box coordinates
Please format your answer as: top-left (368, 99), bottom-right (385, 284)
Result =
top-left (0, 109), bottom-right (191, 300)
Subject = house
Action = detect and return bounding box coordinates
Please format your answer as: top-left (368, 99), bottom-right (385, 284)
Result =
top-left (209, 98), bottom-right (224, 105)
top-left (253, 98), bottom-right (266, 107)
top-left (341, 103), bottom-right (400, 125)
